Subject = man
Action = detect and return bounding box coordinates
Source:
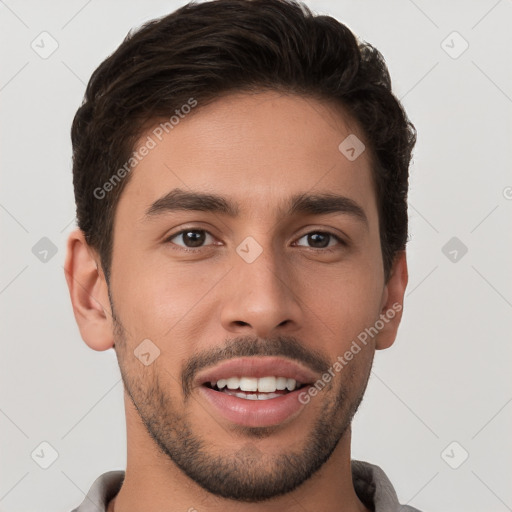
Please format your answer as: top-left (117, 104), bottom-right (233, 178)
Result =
top-left (64, 0), bottom-right (419, 510)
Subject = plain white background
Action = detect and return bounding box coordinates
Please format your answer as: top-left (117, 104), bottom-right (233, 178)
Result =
top-left (1, 1), bottom-right (511, 511)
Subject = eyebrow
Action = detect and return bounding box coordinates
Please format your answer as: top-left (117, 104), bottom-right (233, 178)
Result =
top-left (144, 188), bottom-right (368, 226)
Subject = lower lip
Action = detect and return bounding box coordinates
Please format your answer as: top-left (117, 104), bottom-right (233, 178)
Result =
top-left (199, 385), bottom-right (309, 427)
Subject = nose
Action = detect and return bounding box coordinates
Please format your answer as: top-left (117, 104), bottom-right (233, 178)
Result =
top-left (220, 240), bottom-right (303, 339)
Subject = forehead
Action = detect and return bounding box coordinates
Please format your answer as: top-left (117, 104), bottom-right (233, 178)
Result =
top-left (116, 91), bottom-right (377, 224)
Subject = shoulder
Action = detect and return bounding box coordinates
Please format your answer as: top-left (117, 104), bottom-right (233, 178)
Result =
top-left (70, 470), bottom-right (125, 512)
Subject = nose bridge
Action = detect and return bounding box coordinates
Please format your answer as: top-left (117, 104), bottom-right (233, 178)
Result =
top-left (221, 232), bottom-right (300, 335)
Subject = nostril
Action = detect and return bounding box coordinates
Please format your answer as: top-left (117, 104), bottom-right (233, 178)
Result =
top-left (233, 321), bottom-right (250, 327)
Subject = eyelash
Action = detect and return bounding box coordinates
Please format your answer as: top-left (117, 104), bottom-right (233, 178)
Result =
top-left (164, 228), bottom-right (346, 254)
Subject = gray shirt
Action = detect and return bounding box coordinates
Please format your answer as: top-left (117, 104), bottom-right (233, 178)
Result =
top-left (71, 459), bottom-right (422, 512)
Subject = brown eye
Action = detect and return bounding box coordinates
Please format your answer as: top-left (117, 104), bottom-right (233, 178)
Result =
top-left (167, 229), bottom-right (214, 249)
top-left (295, 231), bottom-right (344, 250)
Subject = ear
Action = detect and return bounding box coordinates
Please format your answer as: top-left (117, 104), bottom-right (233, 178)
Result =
top-left (64, 229), bottom-right (114, 351)
top-left (375, 250), bottom-right (408, 350)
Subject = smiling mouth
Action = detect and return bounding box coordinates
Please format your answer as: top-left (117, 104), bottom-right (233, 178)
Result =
top-left (198, 373), bottom-right (314, 427)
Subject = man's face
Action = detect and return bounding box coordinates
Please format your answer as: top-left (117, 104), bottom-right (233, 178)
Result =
top-left (108, 91), bottom-right (389, 501)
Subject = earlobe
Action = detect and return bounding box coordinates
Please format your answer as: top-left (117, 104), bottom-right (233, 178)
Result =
top-left (375, 250), bottom-right (408, 350)
top-left (64, 229), bottom-right (114, 351)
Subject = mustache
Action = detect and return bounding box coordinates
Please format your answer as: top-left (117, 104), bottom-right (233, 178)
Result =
top-left (181, 335), bottom-right (330, 398)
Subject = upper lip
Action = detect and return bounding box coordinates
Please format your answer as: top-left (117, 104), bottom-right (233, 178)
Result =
top-left (195, 356), bottom-right (319, 386)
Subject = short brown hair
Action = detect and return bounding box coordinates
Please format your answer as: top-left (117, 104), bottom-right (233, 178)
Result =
top-left (71, 0), bottom-right (416, 283)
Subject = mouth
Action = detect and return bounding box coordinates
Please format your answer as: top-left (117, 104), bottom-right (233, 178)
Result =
top-left (195, 357), bottom-right (317, 427)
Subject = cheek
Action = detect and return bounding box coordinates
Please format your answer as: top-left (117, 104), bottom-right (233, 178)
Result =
top-left (117, 263), bottom-right (220, 341)
top-left (305, 261), bottom-right (383, 336)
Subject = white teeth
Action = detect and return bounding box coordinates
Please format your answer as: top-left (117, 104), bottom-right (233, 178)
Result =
top-left (286, 378), bottom-right (296, 391)
top-left (239, 377), bottom-right (258, 392)
top-left (257, 393), bottom-right (281, 400)
top-left (257, 376), bottom-right (276, 392)
top-left (224, 389), bottom-right (284, 400)
top-left (211, 376), bottom-right (301, 393)
top-left (226, 377), bottom-right (240, 390)
top-left (276, 377), bottom-right (288, 390)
